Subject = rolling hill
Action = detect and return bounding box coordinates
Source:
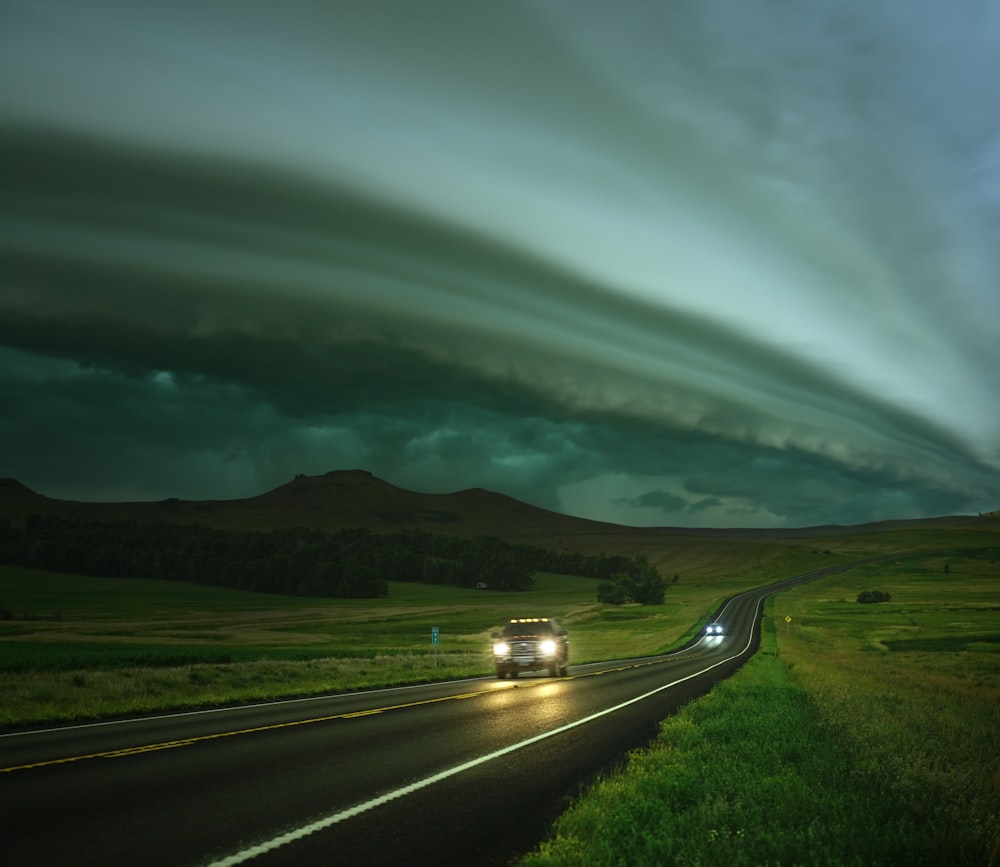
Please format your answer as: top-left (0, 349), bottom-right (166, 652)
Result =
top-left (0, 470), bottom-right (992, 549)
top-left (0, 470), bottom-right (628, 540)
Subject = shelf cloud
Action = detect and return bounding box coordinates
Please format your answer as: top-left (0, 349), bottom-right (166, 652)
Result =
top-left (2, 0), bottom-right (998, 526)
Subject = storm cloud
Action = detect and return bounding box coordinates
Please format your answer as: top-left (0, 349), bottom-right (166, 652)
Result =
top-left (2, 0), bottom-right (998, 526)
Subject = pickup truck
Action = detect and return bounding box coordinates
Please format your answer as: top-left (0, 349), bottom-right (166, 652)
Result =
top-left (491, 617), bottom-right (569, 678)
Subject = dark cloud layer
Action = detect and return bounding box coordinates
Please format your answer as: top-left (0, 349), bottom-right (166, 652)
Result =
top-left (2, 1), bottom-right (998, 526)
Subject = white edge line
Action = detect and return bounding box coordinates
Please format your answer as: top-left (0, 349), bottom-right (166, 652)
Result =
top-left (5, 561), bottom-right (846, 740)
top-left (0, 677), bottom-right (490, 739)
top-left (204, 597), bottom-right (764, 867)
top-left (0, 607), bottom-right (728, 740)
top-left (2, 596), bottom-right (750, 740)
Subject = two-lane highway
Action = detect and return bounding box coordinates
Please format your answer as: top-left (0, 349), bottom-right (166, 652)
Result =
top-left (1, 561), bottom-right (873, 866)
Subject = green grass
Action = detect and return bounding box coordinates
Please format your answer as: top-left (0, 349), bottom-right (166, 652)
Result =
top-left (0, 564), bottom-right (739, 726)
top-left (771, 549), bottom-right (999, 866)
top-left (521, 624), bottom-right (948, 866)
top-left (517, 544), bottom-right (999, 867)
top-left (3, 533), bottom-right (997, 864)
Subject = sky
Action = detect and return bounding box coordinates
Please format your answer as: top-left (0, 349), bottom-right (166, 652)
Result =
top-left (2, 0), bottom-right (998, 528)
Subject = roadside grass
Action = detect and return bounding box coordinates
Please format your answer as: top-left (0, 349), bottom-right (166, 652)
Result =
top-left (518, 547), bottom-right (999, 867)
top-left (773, 549), bottom-right (999, 866)
top-left (1, 564), bottom-right (750, 727)
top-left (3, 531), bottom-right (996, 863)
top-left (519, 615), bottom-right (950, 866)
top-left (1, 531), bottom-right (991, 729)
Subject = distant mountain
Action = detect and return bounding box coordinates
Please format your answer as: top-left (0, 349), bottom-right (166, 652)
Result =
top-left (0, 470), bottom-right (630, 541)
top-left (0, 471), bottom-right (992, 543)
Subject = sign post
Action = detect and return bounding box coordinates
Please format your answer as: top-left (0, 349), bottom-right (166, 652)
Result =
top-left (431, 626), bottom-right (439, 671)
top-left (785, 615), bottom-right (792, 632)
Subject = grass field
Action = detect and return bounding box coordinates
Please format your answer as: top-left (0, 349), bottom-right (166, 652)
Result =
top-left (517, 544), bottom-right (999, 866)
top-left (0, 563), bottom-right (743, 727)
top-left (2, 527), bottom-right (873, 727)
top-left (2, 528), bottom-right (997, 863)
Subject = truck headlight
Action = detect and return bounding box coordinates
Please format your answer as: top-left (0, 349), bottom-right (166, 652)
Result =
top-left (493, 642), bottom-right (509, 656)
top-left (540, 639), bottom-right (556, 655)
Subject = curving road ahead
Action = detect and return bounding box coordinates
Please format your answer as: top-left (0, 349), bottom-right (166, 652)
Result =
top-left (0, 562), bottom-right (870, 866)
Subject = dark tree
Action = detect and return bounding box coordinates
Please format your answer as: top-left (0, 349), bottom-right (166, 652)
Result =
top-left (857, 589), bottom-right (892, 604)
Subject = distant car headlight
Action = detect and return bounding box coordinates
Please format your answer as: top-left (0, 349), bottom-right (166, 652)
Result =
top-left (493, 642), bottom-right (510, 656)
top-left (539, 639), bottom-right (557, 655)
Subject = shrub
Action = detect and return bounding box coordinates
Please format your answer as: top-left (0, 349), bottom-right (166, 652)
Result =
top-left (597, 581), bottom-right (627, 605)
top-left (856, 589), bottom-right (892, 604)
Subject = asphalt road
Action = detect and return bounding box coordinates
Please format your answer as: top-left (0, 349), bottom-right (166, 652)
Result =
top-left (0, 562), bottom-right (870, 866)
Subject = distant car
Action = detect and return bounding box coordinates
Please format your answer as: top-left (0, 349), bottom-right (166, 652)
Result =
top-left (705, 622), bottom-right (724, 636)
top-left (492, 617), bottom-right (569, 678)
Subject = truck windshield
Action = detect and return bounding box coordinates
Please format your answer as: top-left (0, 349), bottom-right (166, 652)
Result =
top-left (503, 621), bottom-right (554, 638)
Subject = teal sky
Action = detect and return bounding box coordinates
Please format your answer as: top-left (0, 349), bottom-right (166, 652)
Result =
top-left (2, 0), bottom-right (998, 527)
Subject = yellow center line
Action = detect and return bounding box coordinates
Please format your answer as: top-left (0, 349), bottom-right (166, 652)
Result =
top-left (1, 662), bottom-right (667, 774)
top-left (0, 686), bottom-right (500, 774)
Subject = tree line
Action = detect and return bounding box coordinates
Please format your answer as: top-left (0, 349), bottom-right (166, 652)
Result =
top-left (0, 515), bottom-right (667, 601)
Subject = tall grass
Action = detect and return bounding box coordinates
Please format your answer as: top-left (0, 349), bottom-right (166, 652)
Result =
top-left (519, 614), bottom-right (961, 866)
top-left (518, 547), bottom-right (999, 866)
top-left (774, 550), bottom-right (1000, 866)
top-left (1, 651), bottom-right (489, 726)
top-left (4, 539), bottom-right (996, 864)
top-left (0, 565), bottom-right (724, 726)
